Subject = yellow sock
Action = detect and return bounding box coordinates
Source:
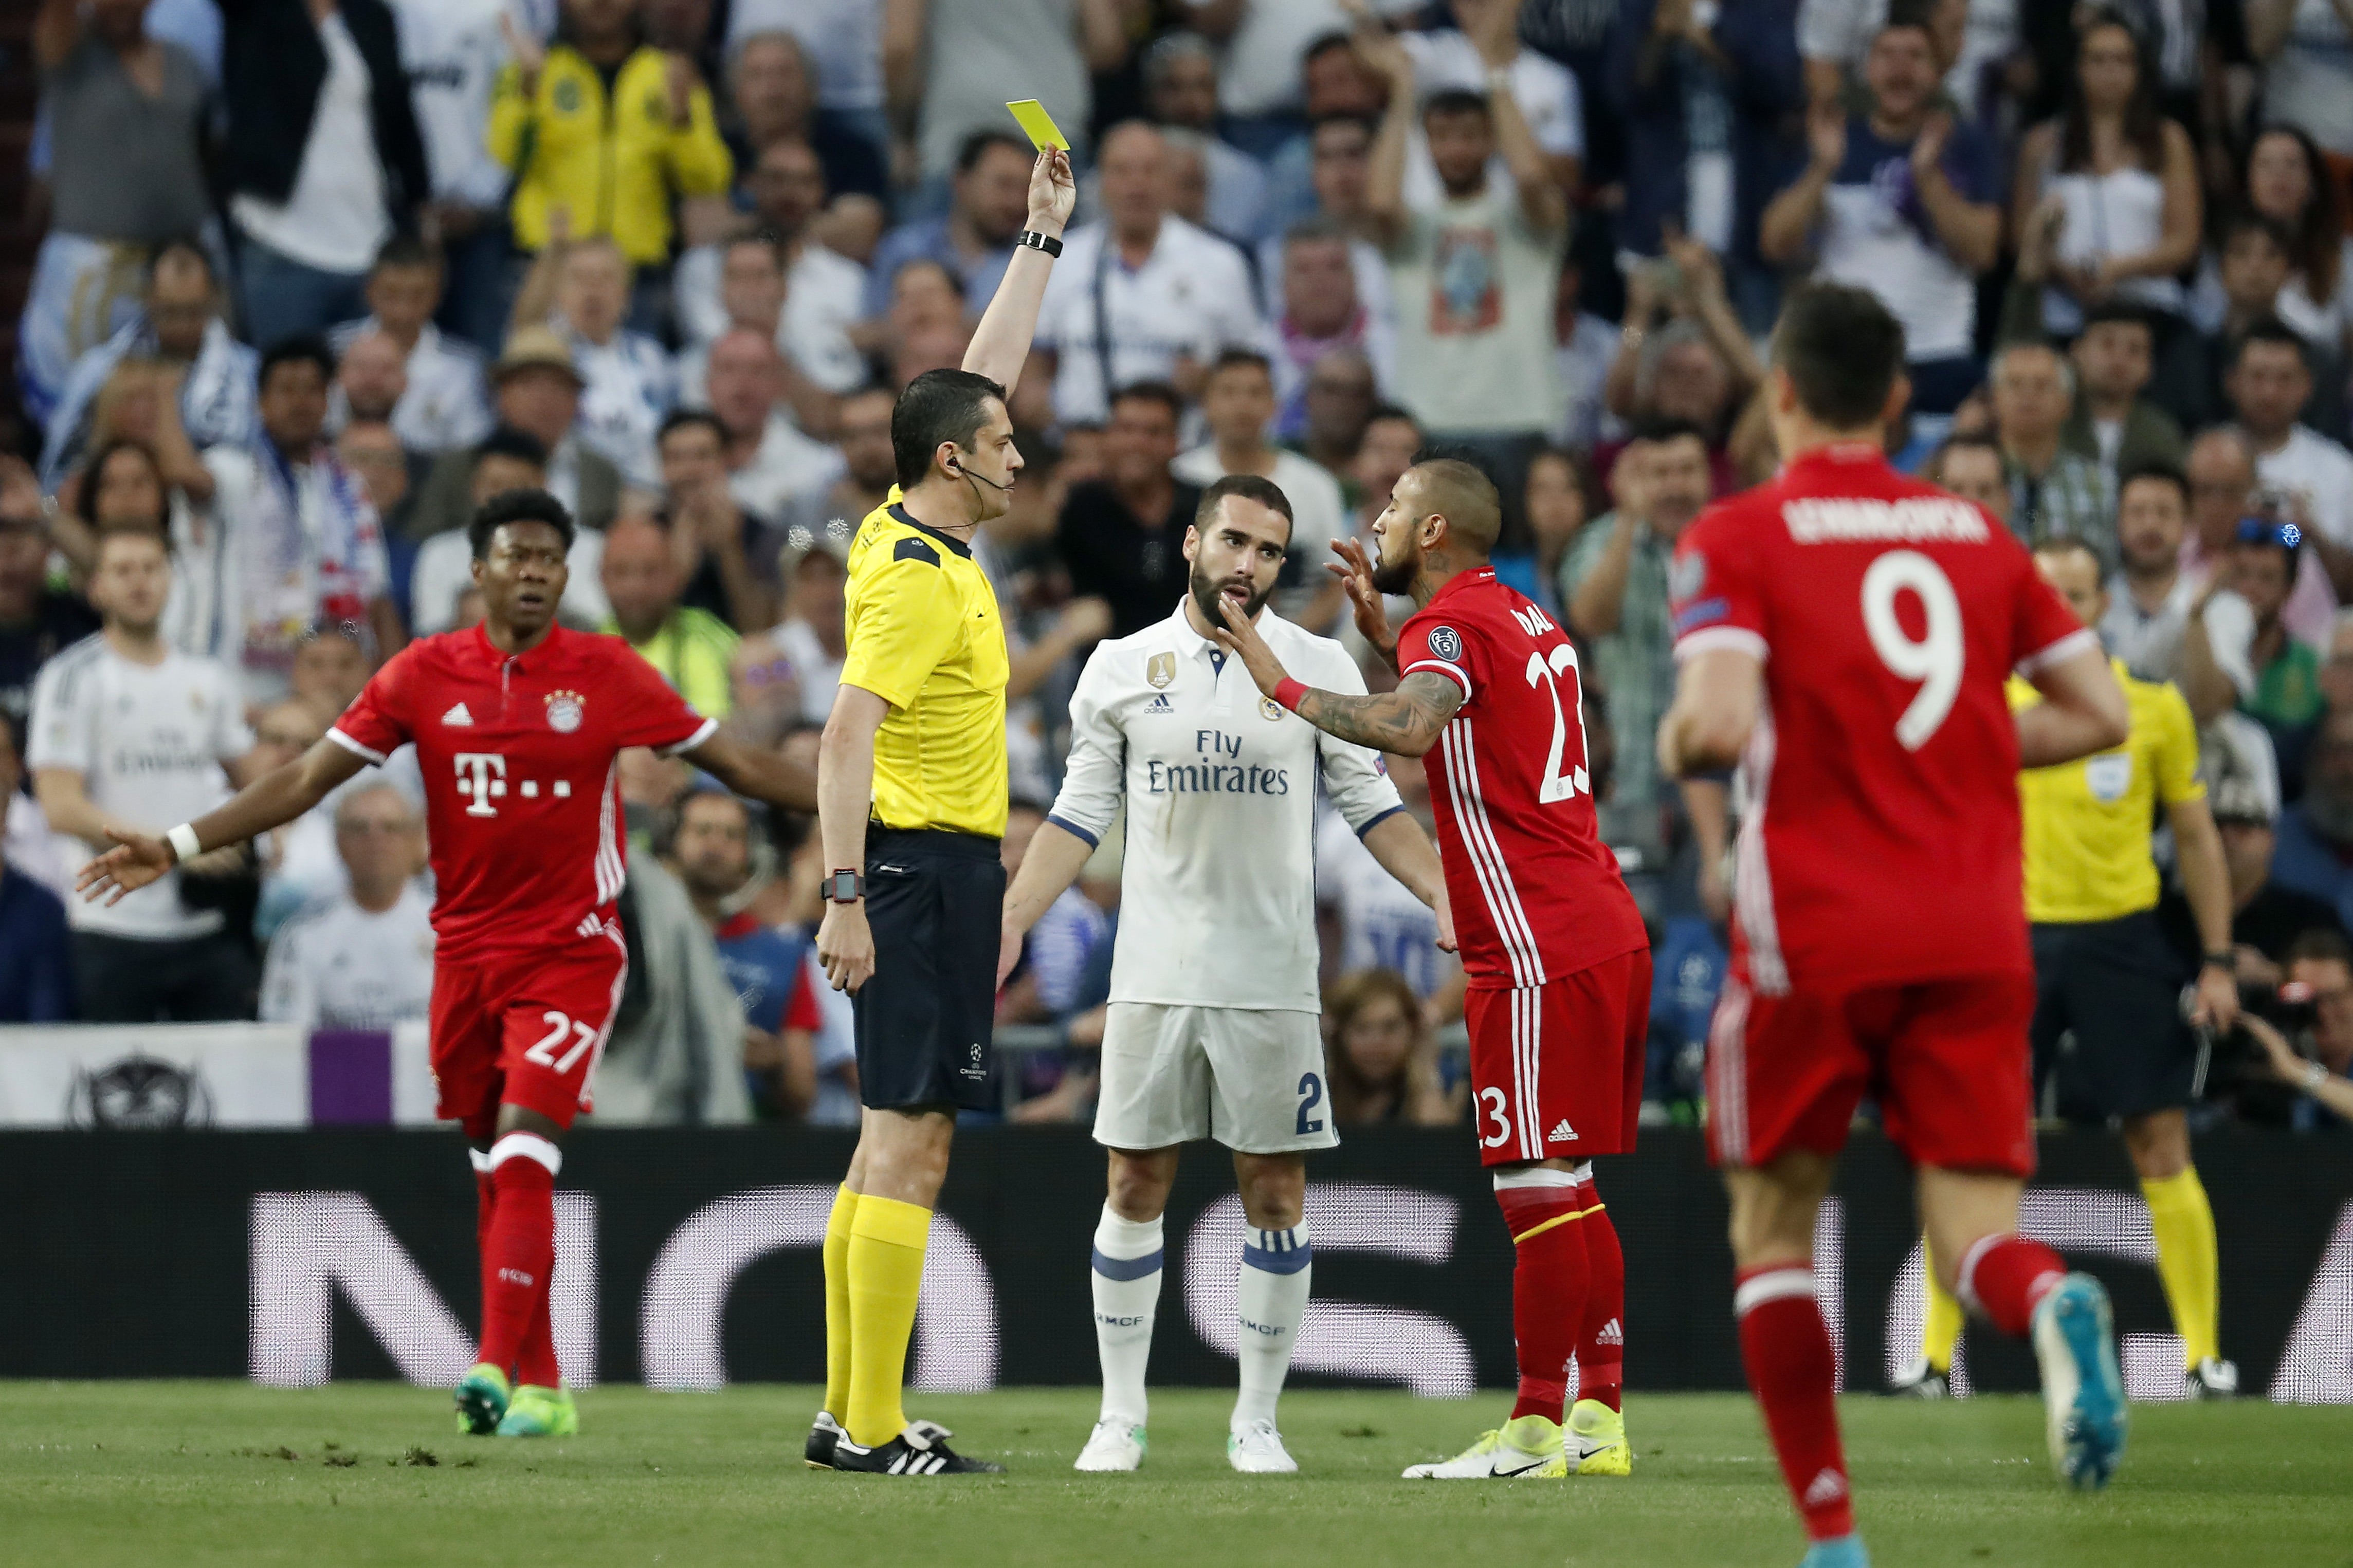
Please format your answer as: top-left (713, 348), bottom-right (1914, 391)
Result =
top-left (1921, 1237), bottom-right (1963, 1375)
top-left (2143, 1167), bottom-right (2221, 1367)
top-left (822, 1184), bottom-right (860, 1419)
top-left (845, 1194), bottom-right (931, 1447)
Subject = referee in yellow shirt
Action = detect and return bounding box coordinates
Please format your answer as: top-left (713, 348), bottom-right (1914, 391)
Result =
top-left (1909, 506), bottom-right (2243, 1401)
top-left (804, 145), bottom-right (1075, 1477)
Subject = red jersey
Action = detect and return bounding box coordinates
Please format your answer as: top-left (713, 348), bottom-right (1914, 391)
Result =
top-left (1396, 567), bottom-right (1646, 989)
top-left (1667, 444), bottom-right (2090, 992)
top-left (329, 623), bottom-right (716, 964)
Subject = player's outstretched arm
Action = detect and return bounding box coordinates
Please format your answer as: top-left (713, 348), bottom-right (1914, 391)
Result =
top-left (1360, 812), bottom-right (1457, 952)
top-left (2015, 641), bottom-right (2129, 768)
top-left (1210, 597), bottom-right (1463, 755)
top-left (680, 730), bottom-right (818, 815)
top-left (74, 736), bottom-right (368, 907)
top-left (960, 147), bottom-right (1076, 394)
top-left (998, 820), bottom-right (1096, 987)
top-left (1657, 647), bottom-right (1761, 778)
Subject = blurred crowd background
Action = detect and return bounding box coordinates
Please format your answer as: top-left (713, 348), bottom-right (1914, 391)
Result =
top-left (4, 0), bottom-right (2353, 1134)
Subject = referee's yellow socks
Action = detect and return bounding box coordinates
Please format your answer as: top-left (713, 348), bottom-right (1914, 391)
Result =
top-left (845, 1194), bottom-right (932, 1447)
top-left (823, 1184), bottom-right (860, 1419)
top-left (1920, 1238), bottom-right (1963, 1375)
top-left (2142, 1166), bottom-right (2221, 1368)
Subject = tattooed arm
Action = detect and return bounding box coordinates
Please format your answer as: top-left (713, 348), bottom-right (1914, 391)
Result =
top-left (1292, 673), bottom-right (1465, 758)
top-left (1209, 598), bottom-right (1464, 758)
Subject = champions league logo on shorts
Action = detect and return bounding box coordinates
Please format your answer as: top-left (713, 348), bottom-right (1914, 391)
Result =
top-left (66, 1057), bottom-right (213, 1130)
top-left (545, 691), bottom-right (585, 733)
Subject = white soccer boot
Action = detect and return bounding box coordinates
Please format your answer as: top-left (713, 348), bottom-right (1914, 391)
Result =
top-left (1400, 1414), bottom-right (1561, 1478)
top-left (1074, 1417), bottom-right (1147, 1472)
top-left (1227, 1419), bottom-right (1298, 1474)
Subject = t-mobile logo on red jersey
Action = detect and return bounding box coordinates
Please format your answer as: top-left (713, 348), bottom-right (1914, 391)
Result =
top-left (454, 753), bottom-right (508, 817)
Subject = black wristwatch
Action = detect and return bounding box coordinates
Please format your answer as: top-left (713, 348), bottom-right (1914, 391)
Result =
top-left (1015, 228), bottom-right (1064, 257)
top-left (2201, 951), bottom-right (2234, 973)
top-left (824, 870), bottom-right (865, 905)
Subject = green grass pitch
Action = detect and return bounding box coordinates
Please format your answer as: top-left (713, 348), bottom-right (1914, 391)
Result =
top-left (4, 1383), bottom-right (2348, 1566)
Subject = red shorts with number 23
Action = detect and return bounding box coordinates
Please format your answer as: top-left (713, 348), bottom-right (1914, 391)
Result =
top-left (428, 922), bottom-right (629, 1134)
top-left (1464, 948), bottom-right (1651, 1168)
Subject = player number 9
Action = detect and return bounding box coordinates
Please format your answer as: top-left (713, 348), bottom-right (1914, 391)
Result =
top-left (1860, 550), bottom-right (1963, 751)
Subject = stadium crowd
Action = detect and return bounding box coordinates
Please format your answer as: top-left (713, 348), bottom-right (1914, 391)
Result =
top-left (3, 0), bottom-right (2353, 1134)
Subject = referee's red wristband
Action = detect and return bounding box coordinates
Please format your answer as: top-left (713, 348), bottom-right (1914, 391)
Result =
top-left (1274, 678), bottom-right (1309, 713)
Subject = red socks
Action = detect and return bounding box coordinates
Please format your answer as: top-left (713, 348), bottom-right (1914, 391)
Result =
top-left (1498, 1172), bottom-right (1591, 1424)
top-left (1578, 1195), bottom-right (1626, 1413)
top-left (1736, 1265), bottom-right (1852, 1543)
top-left (478, 1133), bottom-right (559, 1377)
top-left (1956, 1234), bottom-right (2067, 1338)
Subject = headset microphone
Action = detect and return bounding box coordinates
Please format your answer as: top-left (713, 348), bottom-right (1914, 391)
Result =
top-left (950, 458), bottom-right (1010, 493)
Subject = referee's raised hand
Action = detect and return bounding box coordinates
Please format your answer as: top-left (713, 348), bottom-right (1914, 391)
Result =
top-left (1027, 145), bottom-right (1077, 234)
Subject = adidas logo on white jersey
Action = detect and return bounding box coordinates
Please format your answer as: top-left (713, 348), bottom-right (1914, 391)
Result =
top-left (1144, 694), bottom-right (1174, 714)
top-left (1547, 1119), bottom-right (1576, 1143)
top-left (441, 702), bottom-right (474, 727)
top-left (1802, 1468), bottom-right (1849, 1507)
top-left (1595, 1318), bottom-right (1623, 1346)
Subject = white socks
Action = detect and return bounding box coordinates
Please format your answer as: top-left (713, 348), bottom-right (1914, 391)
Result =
top-left (1234, 1220), bottom-right (1311, 1431)
top-left (1091, 1205), bottom-right (1164, 1426)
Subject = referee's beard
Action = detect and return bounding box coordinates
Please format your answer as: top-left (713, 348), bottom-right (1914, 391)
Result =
top-left (1190, 559), bottom-right (1270, 630)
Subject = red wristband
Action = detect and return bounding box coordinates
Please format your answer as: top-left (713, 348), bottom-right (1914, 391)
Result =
top-left (1274, 678), bottom-right (1309, 712)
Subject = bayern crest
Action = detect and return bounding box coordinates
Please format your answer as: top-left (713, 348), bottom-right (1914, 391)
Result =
top-left (545, 691), bottom-right (585, 733)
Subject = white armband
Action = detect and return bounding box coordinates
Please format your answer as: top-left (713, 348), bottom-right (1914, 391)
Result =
top-left (167, 823), bottom-right (203, 864)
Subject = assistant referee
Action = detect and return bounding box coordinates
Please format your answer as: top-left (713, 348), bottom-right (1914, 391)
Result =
top-left (804, 144), bottom-right (1074, 1478)
top-left (1910, 521), bottom-right (2242, 1400)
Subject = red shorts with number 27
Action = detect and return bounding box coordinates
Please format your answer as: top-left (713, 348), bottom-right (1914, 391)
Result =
top-left (428, 922), bottom-right (629, 1135)
top-left (1465, 948), bottom-right (1651, 1168)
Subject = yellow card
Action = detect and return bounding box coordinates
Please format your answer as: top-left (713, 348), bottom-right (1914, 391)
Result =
top-left (1006, 99), bottom-right (1069, 152)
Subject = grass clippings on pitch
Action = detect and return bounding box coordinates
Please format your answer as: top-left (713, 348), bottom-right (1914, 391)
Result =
top-left (2, 1383), bottom-right (2346, 1566)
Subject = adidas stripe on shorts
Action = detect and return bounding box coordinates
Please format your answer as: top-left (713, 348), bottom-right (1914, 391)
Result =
top-left (1463, 949), bottom-right (1651, 1168)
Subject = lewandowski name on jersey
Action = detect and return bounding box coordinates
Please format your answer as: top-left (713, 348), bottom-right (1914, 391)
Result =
top-left (328, 623), bottom-right (717, 964)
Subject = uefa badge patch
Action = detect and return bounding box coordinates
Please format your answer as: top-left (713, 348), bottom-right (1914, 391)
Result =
top-left (545, 690), bottom-right (585, 733)
top-left (1427, 625), bottom-right (1461, 661)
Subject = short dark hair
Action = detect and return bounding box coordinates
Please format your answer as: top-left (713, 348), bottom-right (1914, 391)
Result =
top-left (2218, 205), bottom-right (2295, 252)
top-left (2231, 314), bottom-right (2311, 374)
top-left (1303, 29), bottom-right (1356, 65)
top-left (658, 408), bottom-right (728, 450)
top-left (146, 235), bottom-right (214, 286)
top-left (1410, 455), bottom-right (1503, 556)
top-left (372, 234), bottom-right (441, 274)
top-left (1925, 431), bottom-right (2002, 483)
top-left (1774, 282), bottom-right (1907, 429)
top-left (72, 438), bottom-right (167, 526)
top-left (1207, 347), bottom-right (1274, 382)
top-left (721, 229), bottom-right (784, 264)
top-left (891, 367), bottom-right (1007, 488)
top-left (1422, 87), bottom-right (1491, 123)
top-left (1365, 402), bottom-right (1420, 431)
top-left (955, 128), bottom-right (1031, 174)
top-left (2030, 534), bottom-right (2103, 574)
top-left (1195, 472), bottom-right (1296, 545)
top-left (2081, 300), bottom-right (2155, 337)
top-left (1309, 111), bottom-right (1376, 143)
top-left (476, 424), bottom-right (549, 469)
top-left (94, 520), bottom-right (172, 563)
top-left (467, 487), bottom-right (578, 561)
top-left (1882, 0), bottom-right (1941, 33)
top-left (1109, 380), bottom-right (1185, 422)
top-left (259, 334), bottom-right (336, 387)
top-left (2286, 926), bottom-right (2353, 972)
top-left (1629, 415), bottom-right (1710, 449)
top-left (2118, 459), bottom-right (2190, 508)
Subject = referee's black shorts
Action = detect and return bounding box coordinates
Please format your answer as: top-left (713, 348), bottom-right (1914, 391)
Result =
top-left (853, 827), bottom-right (1006, 1113)
top-left (2029, 911), bottom-right (2201, 1121)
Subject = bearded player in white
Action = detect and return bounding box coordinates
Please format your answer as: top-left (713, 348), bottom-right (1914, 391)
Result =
top-left (999, 474), bottom-right (1453, 1474)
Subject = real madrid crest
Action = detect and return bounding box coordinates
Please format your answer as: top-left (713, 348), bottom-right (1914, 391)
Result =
top-left (1260, 696), bottom-right (1283, 721)
top-left (1146, 652), bottom-right (1175, 690)
top-left (545, 690), bottom-right (585, 733)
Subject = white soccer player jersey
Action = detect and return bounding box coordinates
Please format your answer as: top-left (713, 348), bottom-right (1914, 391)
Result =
top-left (27, 636), bottom-right (252, 939)
top-left (259, 882), bottom-right (438, 1030)
top-left (1049, 603), bottom-right (1406, 1012)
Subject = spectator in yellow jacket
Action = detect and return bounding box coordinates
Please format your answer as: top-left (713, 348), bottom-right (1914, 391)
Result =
top-left (489, 0), bottom-right (733, 273)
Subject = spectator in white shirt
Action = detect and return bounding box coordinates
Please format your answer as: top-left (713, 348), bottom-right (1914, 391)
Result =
top-left (2100, 463), bottom-right (2255, 724)
top-left (2229, 316), bottom-right (2353, 597)
top-left (1262, 220), bottom-right (1398, 443)
top-left (1144, 31), bottom-right (1273, 244)
top-left (885, 0), bottom-right (1127, 188)
top-left (378, 0), bottom-right (514, 350)
top-left (326, 236), bottom-right (491, 454)
top-left (1173, 349), bottom-right (1350, 630)
top-left (331, 331), bottom-right (411, 443)
top-left (407, 423), bottom-right (610, 634)
top-left (705, 327), bottom-right (846, 524)
top-left (676, 232), bottom-right (840, 436)
top-left (2180, 422), bottom-right (2338, 649)
top-left (1032, 122), bottom-right (1264, 427)
top-left (1364, 14), bottom-right (1568, 468)
top-left (1256, 115), bottom-right (1399, 333)
top-left (29, 525), bottom-right (259, 1021)
top-left (259, 780), bottom-right (434, 1030)
top-left (512, 233), bottom-right (677, 489)
top-left (677, 139), bottom-right (868, 396)
top-left (1397, 0), bottom-right (1584, 208)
